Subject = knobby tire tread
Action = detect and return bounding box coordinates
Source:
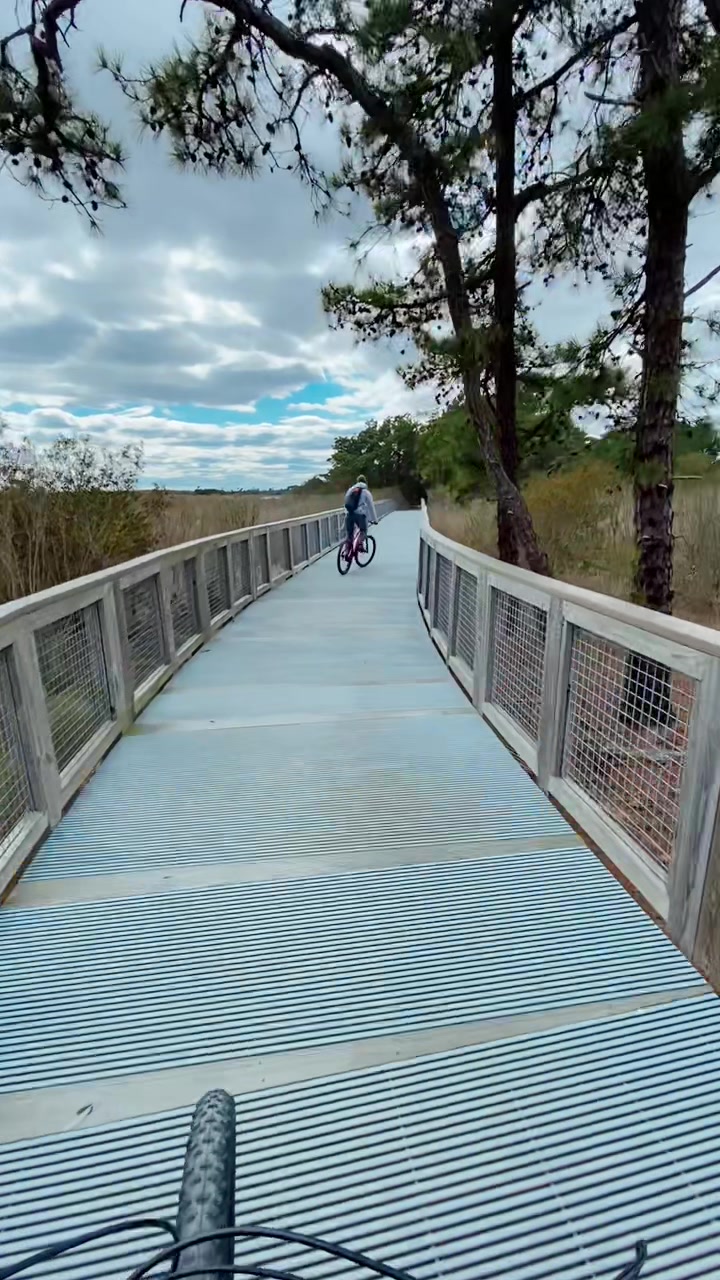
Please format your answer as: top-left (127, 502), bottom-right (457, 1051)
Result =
top-left (176, 1089), bottom-right (236, 1280)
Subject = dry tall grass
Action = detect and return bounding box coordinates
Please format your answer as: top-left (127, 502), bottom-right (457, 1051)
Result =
top-left (0, 486), bottom-right (394, 605)
top-left (430, 467), bottom-right (720, 626)
top-left (153, 490), bottom-right (360, 547)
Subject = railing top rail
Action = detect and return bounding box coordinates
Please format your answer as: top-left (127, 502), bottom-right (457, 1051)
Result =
top-left (0, 503), bottom-right (346, 628)
top-left (421, 501), bottom-right (720, 660)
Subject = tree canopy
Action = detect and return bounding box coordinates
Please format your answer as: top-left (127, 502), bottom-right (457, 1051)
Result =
top-left (324, 415), bottom-right (425, 505)
top-left (319, 406), bottom-right (720, 508)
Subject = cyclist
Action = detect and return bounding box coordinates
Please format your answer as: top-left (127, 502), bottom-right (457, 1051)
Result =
top-left (344, 474), bottom-right (378, 549)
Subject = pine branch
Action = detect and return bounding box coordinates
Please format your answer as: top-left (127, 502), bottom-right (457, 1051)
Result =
top-left (685, 262), bottom-right (720, 300)
top-left (514, 13), bottom-right (636, 111)
top-left (584, 91), bottom-right (637, 108)
top-left (514, 171), bottom-right (582, 218)
top-left (218, 0), bottom-right (401, 140)
top-left (0, 0), bottom-right (83, 70)
top-left (0, 0), bottom-right (123, 225)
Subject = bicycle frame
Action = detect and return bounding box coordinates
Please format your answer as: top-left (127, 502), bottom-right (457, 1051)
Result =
top-left (342, 526), bottom-right (367, 563)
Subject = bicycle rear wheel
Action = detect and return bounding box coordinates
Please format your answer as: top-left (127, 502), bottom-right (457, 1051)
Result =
top-left (356, 534), bottom-right (376, 567)
top-left (337, 541), bottom-right (353, 574)
top-left (175, 1089), bottom-right (236, 1279)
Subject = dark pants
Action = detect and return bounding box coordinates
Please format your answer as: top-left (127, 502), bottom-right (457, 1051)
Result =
top-left (345, 510), bottom-right (367, 544)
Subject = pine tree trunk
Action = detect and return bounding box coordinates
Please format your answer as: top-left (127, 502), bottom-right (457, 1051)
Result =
top-left (634, 0), bottom-right (689, 613)
top-left (464, 367), bottom-right (550, 575)
top-left (404, 118), bottom-right (549, 574)
top-left (492, 7), bottom-right (520, 565)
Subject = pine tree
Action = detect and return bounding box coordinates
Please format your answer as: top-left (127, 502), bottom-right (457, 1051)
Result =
top-left (323, 0), bottom-right (634, 565)
top-left (536, 0), bottom-right (720, 611)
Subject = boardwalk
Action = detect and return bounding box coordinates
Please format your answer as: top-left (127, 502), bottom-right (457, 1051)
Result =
top-left (0, 512), bottom-right (719, 1280)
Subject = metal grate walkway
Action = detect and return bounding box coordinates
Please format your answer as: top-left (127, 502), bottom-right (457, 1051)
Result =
top-left (0, 513), bottom-right (717, 1280)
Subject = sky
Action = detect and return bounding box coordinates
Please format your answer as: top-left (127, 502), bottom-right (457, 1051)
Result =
top-left (1, 0), bottom-right (719, 491)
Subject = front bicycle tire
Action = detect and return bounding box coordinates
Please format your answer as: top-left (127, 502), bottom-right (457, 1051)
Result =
top-left (337, 542), bottom-right (353, 575)
top-left (175, 1089), bottom-right (236, 1279)
top-left (356, 534), bottom-right (376, 568)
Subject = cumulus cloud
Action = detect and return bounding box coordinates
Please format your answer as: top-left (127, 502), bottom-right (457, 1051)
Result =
top-left (0, 0), bottom-right (436, 487)
top-left (6, 0), bottom-right (713, 489)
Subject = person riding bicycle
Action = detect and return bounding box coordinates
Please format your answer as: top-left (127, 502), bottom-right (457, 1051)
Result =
top-left (344, 475), bottom-right (377, 549)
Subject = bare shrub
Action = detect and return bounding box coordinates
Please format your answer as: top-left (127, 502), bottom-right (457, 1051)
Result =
top-left (0, 433), bottom-right (166, 604)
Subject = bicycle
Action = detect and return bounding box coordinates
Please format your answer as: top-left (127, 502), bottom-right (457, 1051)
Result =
top-left (337, 521), bottom-right (377, 574)
top-left (1, 1089), bottom-right (649, 1280)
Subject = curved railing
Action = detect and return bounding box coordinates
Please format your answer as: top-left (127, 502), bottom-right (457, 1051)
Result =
top-left (418, 503), bottom-right (720, 977)
top-left (0, 499), bottom-right (395, 895)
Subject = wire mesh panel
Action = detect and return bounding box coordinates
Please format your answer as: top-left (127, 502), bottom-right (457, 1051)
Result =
top-left (170, 560), bottom-right (199, 651)
top-left (0, 647), bottom-right (34, 850)
top-left (35, 604), bottom-right (112, 771)
top-left (307, 521), bottom-right (320, 558)
top-left (562, 628), bottom-right (696, 871)
top-left (231, 540), bottom-right (252, 601)
top-left (269, 527), bottom-right (291, 579)
top-left (205, 547), bottom-right (230, 618)
top-left (254, 534), bottom-right (270, 588)
top-left (489, 589), bottom-right (547, 742)
top-left (452, 568), bottom-right (478, 671)
top-left (320, 516), bottom-right (330, 549)
top-left (291, 524), bottom-right (307, 566)
top-left (123, 578), bottom-right (166, 691)
top-left (433, 554), bottom-right (452, 639)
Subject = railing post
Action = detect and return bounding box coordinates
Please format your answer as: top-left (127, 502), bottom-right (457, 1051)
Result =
top-left (254, 530), bottom-right (271, 589)
top-left (101, 582), bottom-right (134, 730)
top-left (247, 537), bottom-right (258, 600)
top-left (536, 597), bottom-right (567, 793)
top-left (693, 809), bottom-right (720, 984)
top-left (667, 656), bottom-right (720, 959)
top-left (473, 571), bottom-right (492, 710)
top-left (428, 549), bottom-right (438, 627)
top-left (12, 631), bottom-right (62, 827)
top-left (446, 561), bottom-right (458, 659)
top-left (158, 565), bottom-right (177, 666)
top-left (195, 552), bottom-right (212, 635)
